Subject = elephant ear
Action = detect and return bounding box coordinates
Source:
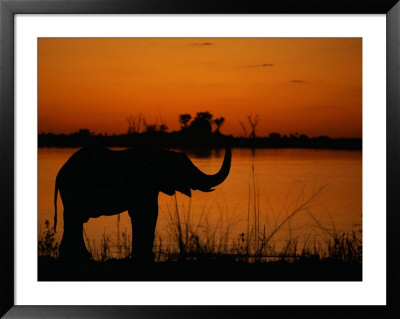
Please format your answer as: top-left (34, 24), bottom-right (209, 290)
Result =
top-left (159, 177), bottom-right (192, 197)
top-left (158, 151), bottom-right (192, 198)
top-left (161, 187), bottom-right (176, 196)
top-left (177, 186), bottom-right (191, 197)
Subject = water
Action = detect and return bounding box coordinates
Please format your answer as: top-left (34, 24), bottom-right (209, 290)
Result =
top-left (38, 147), bottom-right (362, 255)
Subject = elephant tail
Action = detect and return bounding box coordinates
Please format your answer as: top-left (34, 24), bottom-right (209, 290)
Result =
top-left (54, 180), bottom-right (59, 233)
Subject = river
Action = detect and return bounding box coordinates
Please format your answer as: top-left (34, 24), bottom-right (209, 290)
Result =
top-left (38, 147), bottom-right (362, 258)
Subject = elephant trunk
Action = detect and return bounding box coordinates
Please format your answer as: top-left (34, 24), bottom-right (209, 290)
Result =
top-left (192, 147), bottom-right (231, 192)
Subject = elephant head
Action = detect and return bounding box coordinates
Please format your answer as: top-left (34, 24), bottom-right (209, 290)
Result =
top-left (158, 148), bottom-right (231, 197)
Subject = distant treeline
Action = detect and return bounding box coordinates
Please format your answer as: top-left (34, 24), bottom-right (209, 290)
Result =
top-left (38, 130), bottom-right (361, 150)
top-left (38, 112), bottom-right (361, 150)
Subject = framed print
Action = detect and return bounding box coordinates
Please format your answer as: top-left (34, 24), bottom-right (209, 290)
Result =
top-left (1, 0), bottom-right (400, 318)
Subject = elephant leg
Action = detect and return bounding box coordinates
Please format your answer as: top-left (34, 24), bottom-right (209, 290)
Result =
top-left (59, 208), bottom-right (91, 261)
top-left (129, 196), bottom-right (159, 264)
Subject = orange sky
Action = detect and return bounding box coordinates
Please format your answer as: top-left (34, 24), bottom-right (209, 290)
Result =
top-left (38, 38), bottom-right (362, 138)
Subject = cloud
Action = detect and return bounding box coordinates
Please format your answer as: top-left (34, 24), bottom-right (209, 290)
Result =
top-left (193, 42), bottom-right (215, 46)
top-left (247, 63), bottom-right (274, 67)
top-left (290, 80), bottom-right (306, 83)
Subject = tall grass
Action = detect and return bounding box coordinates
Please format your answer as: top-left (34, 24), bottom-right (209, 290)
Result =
top-left (159, 195), bottom-right (240, 262)
top-left (38, 220), bottom-right (59, 259)
top-left (38, 168), bottom-right (362, 264)
top-left (82, 216), bottom-right (132, 261)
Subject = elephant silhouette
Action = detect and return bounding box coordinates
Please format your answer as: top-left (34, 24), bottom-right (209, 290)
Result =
top-left (54, 145), bottom-right (231, 264)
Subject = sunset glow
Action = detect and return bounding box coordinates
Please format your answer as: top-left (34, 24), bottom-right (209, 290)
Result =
top-left (38, 38), bottom-right (362, 138)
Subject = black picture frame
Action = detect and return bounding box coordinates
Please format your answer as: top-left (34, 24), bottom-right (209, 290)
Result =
top-left (1, 0), bottom-right (399, 318)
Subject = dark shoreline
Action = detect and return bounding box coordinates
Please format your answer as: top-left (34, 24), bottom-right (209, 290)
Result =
top-left (38, 133), bottom-right (362, 150)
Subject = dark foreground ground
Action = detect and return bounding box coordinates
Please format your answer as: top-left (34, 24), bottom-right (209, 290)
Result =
top-left (38, 257), bottom-right (361, 281)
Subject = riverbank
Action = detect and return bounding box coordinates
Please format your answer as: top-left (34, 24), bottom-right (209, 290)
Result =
top-left (38, 132), bottom-right (362, 150)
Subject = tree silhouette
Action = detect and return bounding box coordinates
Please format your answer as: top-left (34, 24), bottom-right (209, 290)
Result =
top-left (144, 122), bottom-right (157, 133)
top-left (77, 129), bottom-right (91, 136)
top-left (239, 121), bottom-right (248, 137)
top-left (127, 114), bottom-right (143, 134)
top-left (269, 132), bottom-right (281, 140)
top-left (247, 114), bottom-right (259, 139)
top-left (239, 114), bottom-right (259, 138)
top-left (195, 112), bottom-right (213, 122)
top-left (189, 111), bottom-right (213, 135)
top-left (142, 119), bottom-right (168, 134)
top-left (213, 117), bottom-right (225, 134)
top-left (179, 114), bottom-right (192, 129)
